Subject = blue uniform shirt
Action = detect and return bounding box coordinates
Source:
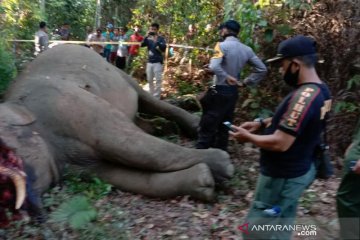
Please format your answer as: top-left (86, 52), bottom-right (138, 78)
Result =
top-left (209, 36), bottom-right (267, 86)
top-left (260, 82), bottom-right (332, 178)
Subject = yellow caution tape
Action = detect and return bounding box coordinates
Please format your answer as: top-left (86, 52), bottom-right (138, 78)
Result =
top-left (9, 39), bottom-right (214, 51)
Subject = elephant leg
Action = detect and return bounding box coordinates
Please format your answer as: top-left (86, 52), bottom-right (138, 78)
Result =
top-left (51, 87), bottom-right (234, 180)
top-left (96, 162), bottom-right (215, 201)
top-left (118, 70), bottom-right (200, 136)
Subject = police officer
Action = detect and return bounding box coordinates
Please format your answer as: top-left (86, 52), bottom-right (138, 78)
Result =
top-left (337, 119), bottom-right (360, 239)
top-left (230, 35), bottom-right (332, 239)
top-left (196, 20), bottom-right (267, 151)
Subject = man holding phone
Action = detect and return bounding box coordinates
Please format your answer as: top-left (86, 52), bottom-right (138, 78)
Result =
top-left (337, 119), bottom-right (360, 239)
top-left (229, 35), bottom-right (332, 239)
top-left (141, 23), bottom-right (166, 99)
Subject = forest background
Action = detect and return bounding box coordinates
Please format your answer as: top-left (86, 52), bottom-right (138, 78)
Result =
top-left (1, 0), bottom-right (359, 155)
top-left (0, 0), bottom-right (359, 239)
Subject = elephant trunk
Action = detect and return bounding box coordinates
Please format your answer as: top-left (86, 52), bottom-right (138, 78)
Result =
top-left (0, 166), bottom-right (26, 209)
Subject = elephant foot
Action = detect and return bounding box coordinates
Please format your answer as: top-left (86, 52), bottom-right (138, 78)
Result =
top-left (202, 149), bottom-right (234, 183)
top-left (96, 162), bottom-right (216, 201)
top-left (182, 163), bottom-right (215, 202)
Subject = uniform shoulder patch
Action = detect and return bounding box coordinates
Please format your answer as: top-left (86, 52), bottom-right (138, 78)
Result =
top-left (211, 42), bottom-right (224, 59)
top-left (279, 84), bottom-right (321, 133)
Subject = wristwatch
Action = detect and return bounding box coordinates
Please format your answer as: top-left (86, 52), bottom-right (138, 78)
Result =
top-left (254, 117), bottom-right (266, 128)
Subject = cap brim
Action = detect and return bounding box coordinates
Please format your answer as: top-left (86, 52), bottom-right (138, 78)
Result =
top-left (266, 56), bottom-right (284, 63)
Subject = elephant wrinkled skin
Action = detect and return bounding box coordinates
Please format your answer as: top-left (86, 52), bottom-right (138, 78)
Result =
top-left (0, 44), bottom-right (234, 202)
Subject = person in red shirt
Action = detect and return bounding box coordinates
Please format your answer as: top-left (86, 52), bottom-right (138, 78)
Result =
top-left (127, 25), bottom-right (144, 72)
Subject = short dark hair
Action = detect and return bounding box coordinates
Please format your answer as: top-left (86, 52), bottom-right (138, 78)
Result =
top-left (293, 53), bottom-right (318, 67)
top-left (151, 23), bottom-right (160, 29)
top-left (39, 21), bottom-right (46, 29)
top-left (96, 28), bottom-right (102, 33)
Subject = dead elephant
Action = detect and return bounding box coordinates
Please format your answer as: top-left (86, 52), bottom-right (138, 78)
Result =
top-left (0, 44), bottom-right (234, 210)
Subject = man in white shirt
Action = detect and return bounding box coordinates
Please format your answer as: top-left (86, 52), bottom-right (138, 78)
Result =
top-left (34, 21), bottom-right (49, 56)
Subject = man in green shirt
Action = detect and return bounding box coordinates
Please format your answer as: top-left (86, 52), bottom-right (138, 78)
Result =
top-left (337, 119), bottom-right (360, 239)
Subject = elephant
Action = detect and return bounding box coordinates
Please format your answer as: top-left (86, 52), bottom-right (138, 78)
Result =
top-left (0, 44), bottom-right (234, 214)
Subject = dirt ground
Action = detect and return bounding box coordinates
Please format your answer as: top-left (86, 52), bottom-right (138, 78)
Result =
top-left (1, 138), bottom-right (342, 240)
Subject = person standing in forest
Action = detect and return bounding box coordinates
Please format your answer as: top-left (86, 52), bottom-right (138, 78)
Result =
top-left (337, 119), bottom-right (360, 240)
top-left (34, 21), bottom-right (49, 56)
top-left (89, 28), bottom-right (106, 56)
top-left (141, 23), bottom-right (166, 99)
top-left (102, 23), bottom-right (114, 62)
top-left (115, 27), bottom-right (129, 70)
top-left (230, 35), bottom-right (332, 239)
top-left (195, 20), bottom-right (267, 151)
top-left (110, 27), bottom-right (120, 65)
top-left (59, 22), bottom-right (70, 41)
top-left (127, 25), bottom-right (144, 72)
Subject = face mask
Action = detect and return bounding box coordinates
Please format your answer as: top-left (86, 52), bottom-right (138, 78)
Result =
top-left (283, 62), bottom-right (300, 87)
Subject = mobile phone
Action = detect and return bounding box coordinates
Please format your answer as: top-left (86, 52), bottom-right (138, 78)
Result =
top-left (223, 121), bottom-right (236, 132)
top-left (349, 160), bottom-right (357, 171)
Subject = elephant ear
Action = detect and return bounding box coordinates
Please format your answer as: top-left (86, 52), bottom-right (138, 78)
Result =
top-left (0, 103), bottom-right (36, 126)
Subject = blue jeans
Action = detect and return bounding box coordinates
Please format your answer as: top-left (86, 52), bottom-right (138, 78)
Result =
top-left (103, 48), bottom-right (111, 62)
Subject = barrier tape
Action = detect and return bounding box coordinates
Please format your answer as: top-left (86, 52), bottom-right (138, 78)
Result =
top-left (8, 39), bottom-right (214, 51)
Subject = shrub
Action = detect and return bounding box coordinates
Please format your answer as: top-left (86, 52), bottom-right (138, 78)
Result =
top-left (0, 41), bottom-right (16, 95)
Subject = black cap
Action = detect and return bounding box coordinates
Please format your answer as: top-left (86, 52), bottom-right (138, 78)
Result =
top-left (219, 20), bottom-right (241, 34)
top-left (266, 35), bottom-right (317, 63)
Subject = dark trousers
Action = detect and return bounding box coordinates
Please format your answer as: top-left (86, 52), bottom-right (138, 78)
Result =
top-left (103, 48), bottom-right (111, 62)
top-left (196, 85), bottom-right (238, 151)
top-left (116, 56), bottom-right (126, 70)
top-left (337, 169), bottom-right (360, 240)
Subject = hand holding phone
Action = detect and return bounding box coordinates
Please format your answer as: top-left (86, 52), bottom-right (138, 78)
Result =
top-left (349, 160), bottom-right (357, 171)
top-left (223, 121), bottom-right (236, 132)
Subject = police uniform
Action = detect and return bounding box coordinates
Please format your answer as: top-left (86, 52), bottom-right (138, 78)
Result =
top-left (196, 35), bottom-right (267, 150)
top-left (337, 119), bottom-right (360, 239)
top-left (245, 83), bottom-right (332, 240)
top-left (243, 35), bottom-right (333, 240)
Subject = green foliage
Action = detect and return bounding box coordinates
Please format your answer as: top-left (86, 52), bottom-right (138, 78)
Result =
top-left (63, 170), bottom-right (113, 200)
top-left (101, 0), bottom-right (133, 28)
top-left (225, 0), bottom-right (265, 50)
top-left (0, 0), bottom-right (42, 40)
top-left (0, 40), bottom-right (16, 94)
top-left (346, 74), bottom-right (360, 90)
top-left (76, 224), bottom-right (129, 240)
top-left (240, 88), bottom-right (276, 118)
top-left (46, 0), bottom-right (96, 39)
top-left (177, 80), bottom-right (201, 95)
top-left (334, 75), bottom-right (360, 114)
top-left (131, 0), bottom-right (222, 45)
top-left (50, 196), bottom-right (97, 229)
top-left (334, 101), bottom-right (359, 114)
top-left (300, 189), bottom-right (317, 210)
top-left (1, 0), bottom-right (42, 74)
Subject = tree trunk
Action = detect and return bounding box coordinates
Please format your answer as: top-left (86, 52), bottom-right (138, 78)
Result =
top-left (95, 0), bottom-right (101, 29)
top-left (39, 0), bottom-right (45, 16)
